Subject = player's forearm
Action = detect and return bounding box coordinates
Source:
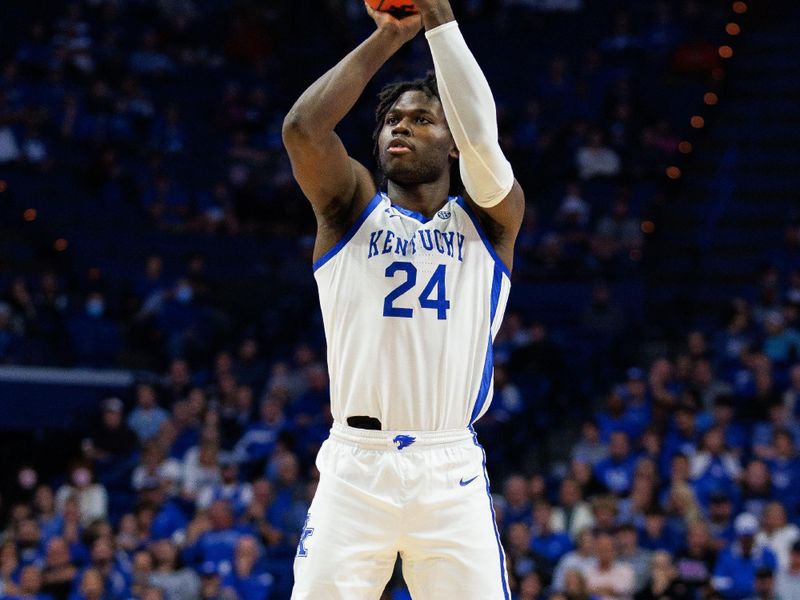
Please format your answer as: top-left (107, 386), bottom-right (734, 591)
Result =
top-left (423, 8), bottom-right (514, 206)
top-left (283, 30), bottom-right (405, 139)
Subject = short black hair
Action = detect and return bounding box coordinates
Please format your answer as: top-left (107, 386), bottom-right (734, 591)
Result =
top-left (373, 73), bottom-right (462, 195)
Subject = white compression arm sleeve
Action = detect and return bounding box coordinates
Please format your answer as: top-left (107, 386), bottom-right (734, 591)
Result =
top-left (426, 21), bottom-right (514, 208)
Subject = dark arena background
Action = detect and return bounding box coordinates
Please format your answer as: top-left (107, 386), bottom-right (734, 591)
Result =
top-left (1, 0), bottom-right (800, 598)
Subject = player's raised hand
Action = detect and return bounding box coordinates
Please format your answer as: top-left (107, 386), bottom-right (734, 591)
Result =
top-left (364, 1), bottom-right (422, 44)
top-left (406, 0), bottom-right (454, 29)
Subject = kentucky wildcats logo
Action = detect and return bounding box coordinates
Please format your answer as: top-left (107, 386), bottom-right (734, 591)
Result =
top-left (297, 513), bottom-right (314, 557)
top-left (393, 435), bottom-right (417, 450)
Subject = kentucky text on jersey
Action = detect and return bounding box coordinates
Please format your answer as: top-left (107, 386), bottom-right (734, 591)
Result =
top-left (367, 229), bottom-right (466, 261)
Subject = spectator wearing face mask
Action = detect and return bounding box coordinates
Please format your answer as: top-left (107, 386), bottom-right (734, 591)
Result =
top-left (54, 463), bottom-right (108, 526)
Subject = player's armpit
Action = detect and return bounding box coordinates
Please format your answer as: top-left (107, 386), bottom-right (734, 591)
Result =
top-left (465, 179), bottom-right (525, 272)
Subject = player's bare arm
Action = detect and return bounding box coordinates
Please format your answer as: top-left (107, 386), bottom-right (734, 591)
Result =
top-left (416, 0), bottom-right (525, 272)
top-left (282, 8), bottom-right (421, 262)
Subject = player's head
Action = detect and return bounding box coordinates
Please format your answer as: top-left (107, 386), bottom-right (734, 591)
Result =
top-left (373, 73), bottom-right (461, 193)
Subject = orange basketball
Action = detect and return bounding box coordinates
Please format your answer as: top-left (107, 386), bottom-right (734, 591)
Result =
top-left (365, 0), bottom-right (419, 17)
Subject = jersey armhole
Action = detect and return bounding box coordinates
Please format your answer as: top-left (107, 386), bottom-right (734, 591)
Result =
top-left (312, 193), bottom-right (383, 273)
top-left (453, 197), bottom-right (511, 279)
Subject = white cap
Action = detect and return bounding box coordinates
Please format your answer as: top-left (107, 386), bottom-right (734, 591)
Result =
top-left (734, 513), bottom-right (759, 536)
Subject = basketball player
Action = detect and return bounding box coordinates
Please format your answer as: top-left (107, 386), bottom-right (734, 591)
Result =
top-left (282, 0), bottom-right (525, 597)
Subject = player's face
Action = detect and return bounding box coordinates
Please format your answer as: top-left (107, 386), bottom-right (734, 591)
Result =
top-left (378, 90), bottom-right (457, 186)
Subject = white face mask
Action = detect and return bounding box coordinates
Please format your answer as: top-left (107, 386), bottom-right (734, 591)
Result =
top-left (18, 468), bottom-right (38, 490)
top-left (72, 468), bottom-right (91, 487)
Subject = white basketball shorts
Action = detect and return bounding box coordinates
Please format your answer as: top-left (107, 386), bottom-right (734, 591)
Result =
top-left (291, 422), bottom-right (510, 599)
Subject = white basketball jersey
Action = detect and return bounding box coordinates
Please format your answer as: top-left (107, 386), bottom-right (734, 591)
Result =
top-left (313, 192), bottom-right (511, 431)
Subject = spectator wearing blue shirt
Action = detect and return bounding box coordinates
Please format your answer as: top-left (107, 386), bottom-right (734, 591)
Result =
top-left (15, 518), bottom-right (44, 568)
top-left (220, 536), bottom-right (273, 600)
top-left (6, 565), bottom-right (55, 600)
top-left (662, 399), bottom-right (701, 468)
top-left (570, 420), bottom-right (608, 467)
top-left (197, 456), bottom-right (253, 518)
top-left (232, 398), bottom-right (286, 475)
top-left (690, 426), bottom-right (742, 506)
top-left (503, 475), bottom-right (533, 529)
top-left (594, 431), bottom-right (637, 496)
top-left (707, 493), bottom-right (738, 551)
top-left (137, 482), bottom-right (188, 544)
top-left (762, 311), bottom-right (800, 366)
top-left (752, 402), bottom-right (800, 460)
top-left (183, 501), bottom-right (253, 573)
top-left (621, 367), bottom-right (651, 442)
top-left (740, 460), bottom-right (776, 520)
top-left (596, 388), bottom-right (639, 444)
top-left (712, 513), bottom-right (778, 599)
top-left (77, 538), bottom-right (129, 600)
top-left (766, 430), bottom-right (800, 516)
top-left (127, 384), bottom-right (169, 443)
top-left (530, 501), bottom-right (573, 565)
top-left (66, 292), bottom-right (121, 368)
top-left (701, 395), bottom-right (748, 458)
top-left (784, 364), bottom-right (800, 418)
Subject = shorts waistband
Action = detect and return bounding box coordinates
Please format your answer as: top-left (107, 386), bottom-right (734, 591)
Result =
top-left (330, 422), bottom-right (474, 451)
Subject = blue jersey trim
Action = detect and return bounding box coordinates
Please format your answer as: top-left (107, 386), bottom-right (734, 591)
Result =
top-left (312, 193), bottom-right (383, 272)
top-left (389, 202), bottom-right (432, 224)
top-left (470, 263), bottom-right (503, 424)
top-left (454, 196), bottom-right (512, 278)
top-left (471, 429), bottom-right (511, 600)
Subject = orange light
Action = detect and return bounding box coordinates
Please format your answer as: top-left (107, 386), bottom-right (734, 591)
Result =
top-left (23, 208), bottom-right (37, 222)
top-left (726, 22), bottom-right (741, 35)
top-left (679, 141), bottom-right (693, 154)
top-left (691, 116), bottom-right (705, 129)
top-left (666, 166), bottom-right (682, 180)
top-left (641, 221), bottom-right (656, 234)
top-left (0, 180), bottom-right (7, 192)
top-left (719, 45), bottom-right (734, 59)
top-left (54, 239), bottom-right (69, 252)
top-left (732, 1), bottom-right (747, 14)
top-left (704, 92), bottom-right (719, 106)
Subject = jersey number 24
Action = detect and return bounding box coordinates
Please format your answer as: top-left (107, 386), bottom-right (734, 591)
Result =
top-left (383, 261), bottom-right (450, 320)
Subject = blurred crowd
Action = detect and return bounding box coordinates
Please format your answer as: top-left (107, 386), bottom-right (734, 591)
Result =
top-left (4, 0), bottom-right (797, 599)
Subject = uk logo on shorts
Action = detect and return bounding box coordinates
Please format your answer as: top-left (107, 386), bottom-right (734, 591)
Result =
top-left (393, 435), bottom-right (416, 450)
top-left (297, 513), bottom-right (314, 557)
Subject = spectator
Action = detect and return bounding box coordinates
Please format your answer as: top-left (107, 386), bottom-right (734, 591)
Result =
top-left (584, 532), bottom-right (635, 600)
top-left (776, 540), bottom-right (800, 598)
top-left (615, 523), bottom-right (652, 593)
top-left (54, 463), bottom-right (108, 527)
top-left (220, 536), bottom-right (273, 600)
top-left (40, 537), bottom-right (77, 600)
top-left (562, 569), bottom-right (598, 600)
top-left (553, 528), bottom-right (596, 591)
top-left (530, 501), bottom-right (574, 565)
top-left (551, 478), bottom-right (595, 540)
top-left (571, 421), bottom-right (609, 467)
top-left (128, 384), bottom-right (170, 443)
top-left (576, 129), bottom-right (621, 180)
top-left (594, 431), bottom-right (637, 496)
top-left (755, 502), bottom-right (800, 569)
top-left (674, 521), bottom-right (717, 599)
top-left (6, 564), bottom-right (53, 600)
top-left (711, 513), bottom-right (778, 599)
top-left (197, 456), bottom-right (253, 516)
top-left (148, 538), bottom-right (201, 600)
top-left (633, 551), bottom-right (691, 600)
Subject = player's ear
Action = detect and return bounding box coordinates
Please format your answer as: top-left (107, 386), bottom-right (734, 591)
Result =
top-left (449, 143), bottom-right (459, 161)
